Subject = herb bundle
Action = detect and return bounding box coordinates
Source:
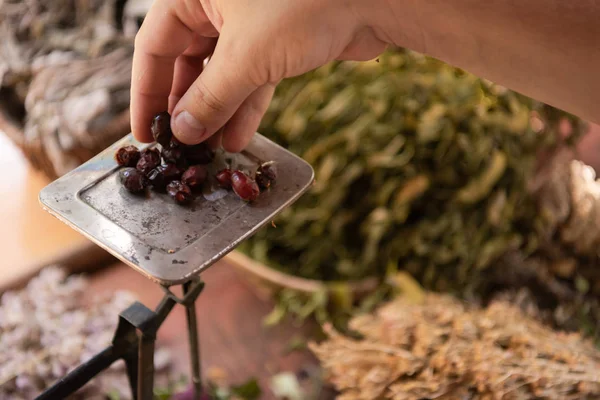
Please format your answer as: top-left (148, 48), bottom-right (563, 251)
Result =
top-left (240, 49), bottom-right (585, 296)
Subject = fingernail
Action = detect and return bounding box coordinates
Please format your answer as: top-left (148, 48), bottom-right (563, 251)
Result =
top-left (173, 111), bottom-right (206, 144)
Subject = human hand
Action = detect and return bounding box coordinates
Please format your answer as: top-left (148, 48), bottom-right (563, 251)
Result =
top-left (130, 0), bottom-right (388, 152)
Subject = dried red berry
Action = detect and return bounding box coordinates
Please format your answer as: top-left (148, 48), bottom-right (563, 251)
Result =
top-left (215, 169), bottom-right (232, 189)
top-left (184, 143), bottom-right (214, 165)
top-left (161, 147), bottom-right (187, 168)
top-left (167, 181), bottom-right (193, 205)
top-left (115, 145), bottom-right (141, 167)
top-left (255, 162), bottom-right (277, 190)
top-left (231, 170), bottom-right (260, 202)
top-left (151, 112), bottom-right (172, 148)
top-left (148, 163), bottom-right (182, 191)
top-left (119, 167), bottom-right (148, 193)
top-left (136, 148), bottom-right (161, 175)
top-left (181, 165), bottom-right (207, 190)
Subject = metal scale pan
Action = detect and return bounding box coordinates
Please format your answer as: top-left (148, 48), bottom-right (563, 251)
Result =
top-left (39, 132), bottom-right (314, 286)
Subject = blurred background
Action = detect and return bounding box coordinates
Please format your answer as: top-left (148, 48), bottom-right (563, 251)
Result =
top-left (2, 0), bottom-right (600, 399)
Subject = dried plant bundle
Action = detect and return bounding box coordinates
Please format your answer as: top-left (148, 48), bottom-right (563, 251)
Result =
top-left (310, 294), bottom-right (600, 400)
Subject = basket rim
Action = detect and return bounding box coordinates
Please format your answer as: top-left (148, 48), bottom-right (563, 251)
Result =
top-left (225, 250), bottom-right (380, 295)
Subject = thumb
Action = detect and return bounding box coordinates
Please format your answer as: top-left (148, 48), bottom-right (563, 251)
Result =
top-left (171, 37), bottom-right (259, 145)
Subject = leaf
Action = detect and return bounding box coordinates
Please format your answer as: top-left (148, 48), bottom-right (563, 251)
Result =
top-left (417, 104), bottom-right (447, 143)
top-left (387, 270), bottom-right (425, 303)
top-left (475, 234), bottom-right (523, 269)
top-left (575, 275), bottom-right (590, 294)
top-left (107, 390), bottom-right (121, 400)
top-left (263, 302), bottom-right (287, 327)
top-left (231, 378), bottom-right (261, 400)
top-left (153, 388), bottom-right (173, 400)
top-left (327, 282), bottom-right (354, 312)
top-left (394, 175), bottom-right (430, 206)
top-left (284, 335), bottom-right (308, 354)
top-left (456, 150), bottom-right (508, 204)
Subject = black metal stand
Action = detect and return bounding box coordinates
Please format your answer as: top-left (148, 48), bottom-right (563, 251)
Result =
top-left (35, 277), bottom-right (206, 400)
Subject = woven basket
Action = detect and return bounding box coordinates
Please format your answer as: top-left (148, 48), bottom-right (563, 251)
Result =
top-left (226, 251), bottom-right (380, 301)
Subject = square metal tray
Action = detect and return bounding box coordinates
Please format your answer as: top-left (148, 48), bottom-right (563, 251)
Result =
top-left (39, 133), bottom-right (314, 286)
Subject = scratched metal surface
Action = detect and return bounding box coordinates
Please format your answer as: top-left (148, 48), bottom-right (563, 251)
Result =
top-left (39, 133), bottom-right (314, 286)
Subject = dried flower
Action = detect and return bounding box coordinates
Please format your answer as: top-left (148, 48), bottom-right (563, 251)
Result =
top-left (0, 267), bottom-right (173, 399)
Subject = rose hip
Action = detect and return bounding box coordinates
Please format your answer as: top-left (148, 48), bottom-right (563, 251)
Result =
top-left (167, 181), bottom-right (193, 205)
top-left (231, 170), bottom-right (260, 202)
top-left (215, 169), bottom-right (232, 189)
top-left (181, 165), bottom-right (207, 190)
top-left (136, 148), bottom-right (161, 175)
top-left (255, 161), bottom-right (277, 190)
top-left (170, 136), bottom-right (182, 148)
top-left (161, 147), bottom-right (187, 168)
top-left (151, 112), bottom-right (172, 148)
top-left (115, 145), bottom-right (140, 167)
top-left (119, 168), bottom-right (148, 193)
top-left (184, 143), bottom-right (214, 165)
top-left (148, 163), bottom-right (182, 191)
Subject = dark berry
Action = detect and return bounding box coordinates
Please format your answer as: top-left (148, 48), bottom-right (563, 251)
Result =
top-left (119, 168), bottom-right (148, 193)
top-left (170, 136), bottom-right (182, 148)
top-left (255, 161), bottom-right (277, 190)
top-left (184, 142), bottom-right (214, 164)
top-left (161, 146), bottom-right (187, 168)
top-left (181, 165), bottom-right (207, 190)
top-left (136, 148), bottom-right (161, 175)
top-left (148, 163), bottom-right (182, 191)
top-left (161, 163), bottom-right (183, 181)
top-left (167, 181), bottom-right (193, 205)
top-left (151, 112), bottom-right (172, 148)
top-left (255, 174), bottom-right (270, 190)
top-left (231, 170), bottom-right (260, 202)
top-left (215, 169), bottom-right (232, 189)
top-left (115, 145), bottom-right (141, 167)
top-left (118, 167), bottom-right (133, 184)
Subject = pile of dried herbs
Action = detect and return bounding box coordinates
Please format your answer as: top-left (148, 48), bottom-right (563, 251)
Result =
top-left (310, 293), bottom-right (600, 399)
top-left (238, 49), bottom-right (588, 328)
top-left (244, 48), bottom-right (585, 289)
top-left (477, 154), bottom-right (600, 342)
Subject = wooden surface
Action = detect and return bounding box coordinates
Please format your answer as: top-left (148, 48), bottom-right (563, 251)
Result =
top-left (88, 261), bottom-right (325, 398)
top-left (0, 133), bottom-right (106, 291)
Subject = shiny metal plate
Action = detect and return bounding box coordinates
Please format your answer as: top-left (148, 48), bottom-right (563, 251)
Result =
top-left (39, 133), bottom-right (314, 286)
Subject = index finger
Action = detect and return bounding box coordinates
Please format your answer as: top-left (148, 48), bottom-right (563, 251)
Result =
top-left (130, 1), bottom-right (193, 142)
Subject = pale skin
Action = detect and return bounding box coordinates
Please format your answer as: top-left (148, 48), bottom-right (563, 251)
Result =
top-left (131, 0), bottom-right (600, 151)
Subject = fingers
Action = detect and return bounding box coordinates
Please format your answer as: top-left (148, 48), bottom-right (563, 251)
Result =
top-left (171, 35), bottom-right (261, 145)
top-left (130, 0), bottom-right (211, 142)
top-left (221, 83), bottom-right (276, 152)
top-left (206, 129), bottom-right (223, 149)
top-left (337, 27), bottom-right (388, 61)
top-left (169, 38), bottom-right (217, 114)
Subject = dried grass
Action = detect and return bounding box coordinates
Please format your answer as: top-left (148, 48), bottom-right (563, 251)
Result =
top-left (310, 294), bottom-right (600, 399)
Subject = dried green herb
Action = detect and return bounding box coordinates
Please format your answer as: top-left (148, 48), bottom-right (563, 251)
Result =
top-left (229, 379), bottom-right (261, 400)
top-left (240, 48), bottom-right (585, 297)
